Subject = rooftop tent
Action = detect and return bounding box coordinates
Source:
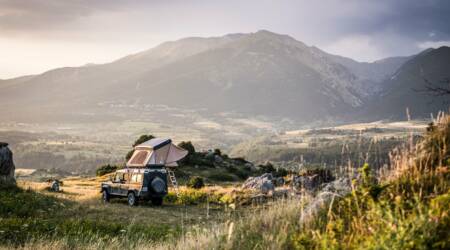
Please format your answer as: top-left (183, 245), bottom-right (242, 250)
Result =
top-left (126, 138), bottom-right (188, 168)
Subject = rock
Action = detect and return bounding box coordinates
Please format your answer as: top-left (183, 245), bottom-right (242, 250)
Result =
top-left (242, 173), bottom-right (275, 194)
top-left (261, 181), bottom-right (275, 194)
top-left (214, 155), bottom-right (223, 163)
top-left (273, 177), bottom-right (285, 186)
top-left (292, 171), bottom-right (335, 191)
top-left (50, 180), bottom-right (60, 192)
top-left (300, 178), bottom-right (351, 223)
top-left (0, 142), bottom-right (15, 184)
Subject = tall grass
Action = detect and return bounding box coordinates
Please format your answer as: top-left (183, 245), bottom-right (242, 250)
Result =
top-left (152, 114), bottom-right (450, 249)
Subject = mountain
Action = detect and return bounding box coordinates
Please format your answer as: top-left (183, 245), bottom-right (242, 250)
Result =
top-left (0, 30), bottom-right (448, 123)
top-left (365, 46), bottom-right (450, 119)
top-left (0, 30), bottom-right (365, 122)
top-left (308, 47), bottom-right (411, 97)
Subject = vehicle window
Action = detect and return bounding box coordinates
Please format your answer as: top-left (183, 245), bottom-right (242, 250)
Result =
top-left (123, 173), bottom-right (130, 182)
top-left (131, 174), bottom-right (143, 183)
top-left (136, 174), bottom-right (142, 183)
top-left (114, 173), bottom-right (124, 182)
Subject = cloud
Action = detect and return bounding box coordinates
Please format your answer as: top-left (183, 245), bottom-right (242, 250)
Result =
top-left (0, 0), bottom-right (449, 77)
top-left (418, 40), bottom-right (450, 49)
top-left (322, 35), bottom-right (388, 62)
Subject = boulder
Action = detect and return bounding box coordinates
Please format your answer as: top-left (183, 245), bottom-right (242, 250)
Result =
top-left (300, 178), bottom-right (351, 223)
top-left (214, 155), bottom-right (223, 163)
top-left (242, 173), bottom-right (275, 194)
top-left (292, 170), bottom-right (335, 191)
top-left (273, 177), bottom-right (285, 187)
top-left (0, 142), bottom-right (15, 184)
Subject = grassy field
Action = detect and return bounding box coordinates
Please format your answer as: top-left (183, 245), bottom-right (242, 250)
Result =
top-left (0, 175), bottom-right (251, 249)
top-left (1, 116), bottom-right (448, 249)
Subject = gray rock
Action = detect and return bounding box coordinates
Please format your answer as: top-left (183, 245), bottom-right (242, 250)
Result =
top-left (242, 173), bottom-right (275, 194)
top-left (300, 178), bottom-right (351, 223)
top-left (261, 181), bottom-right (275, 194)
top-left (214, 155), bottom-right (223, 163)
top-left (0, 142), bottom-right (15, 184)
top-left (292, 174), bottom-right (332, 191)
top-left (51, 180), bottom-right (60, 192)
top-left (273, 177), bottom-right (285, 186)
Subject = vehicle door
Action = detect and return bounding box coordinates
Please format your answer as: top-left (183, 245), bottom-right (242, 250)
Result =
top-left (119, 173), bottom-right (130, 196)
top-left (111, 173), bottom-right (123, 195)
top-left (129, 173), bottom-right (143, 193)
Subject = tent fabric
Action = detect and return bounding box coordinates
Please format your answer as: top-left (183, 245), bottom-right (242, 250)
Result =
top-left (126, 138), bottom-right (188, 167)
top-left (128, 150), bottom-right (150, 166)
top-left (135, 138), bottom-right (172, 150)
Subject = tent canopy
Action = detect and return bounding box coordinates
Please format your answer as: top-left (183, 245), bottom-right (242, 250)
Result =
top-left (126, 138), bottom-right (188, 168)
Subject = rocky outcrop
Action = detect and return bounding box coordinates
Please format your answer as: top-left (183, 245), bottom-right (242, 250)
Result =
top-left (0, 142), bottom-right (15, 184)
top-left (300, 178), bottom-right (351, 224)
top-left (292, 169), bottom-right (335, 191)
top-left (242, 173), bottom-right (275, 194)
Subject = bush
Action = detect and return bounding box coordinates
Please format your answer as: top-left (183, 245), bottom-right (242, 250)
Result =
top-left (132, 134), bottom-right (156, 147)
top-left (214, 148), bottom-right (222, 156)
top-left (274, 167), bottom-right (289, 178)
top-left (96, 164), bottom-right (118, 176)
top-left (187, 176), bottom-right (205, 189)
top-left (125, 150), bottom-right (134, 161)
top-left (259, 162), bottom-right (275, 173)
top-left (178, 141), bottom-right (195, 155)
top-left (208, 172), bottom-right (236, 182)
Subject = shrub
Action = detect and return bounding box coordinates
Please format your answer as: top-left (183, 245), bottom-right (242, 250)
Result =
top-left (187, 176), bottom-right (205, 189)
top-left (178, 141), bottom-right (195, 155)
top-left (207, 172), bottom-right (236, 182)
top-left (132, 134), bottom-right (156, 147)
top-left (95, 164), bottom-right (118, 176)
top-left (259, 162), bottom-right (275, 173)
top-left (274, 167), bottom-right (288, 178)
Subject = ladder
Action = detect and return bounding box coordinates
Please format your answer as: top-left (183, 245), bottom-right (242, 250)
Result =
top-left (167, 169), bottom-right (180, 197)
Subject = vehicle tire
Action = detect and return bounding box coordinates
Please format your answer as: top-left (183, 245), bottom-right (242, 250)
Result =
top-left (128, 192), bottom-right (138, 206)
top-left (102, 190), bottom-right (110, 203)
top-left (151, 197), bottom-right (163, 206)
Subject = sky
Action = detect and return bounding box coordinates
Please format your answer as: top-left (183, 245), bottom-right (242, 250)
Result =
top-left (0, 0), bottom-right (450, 79)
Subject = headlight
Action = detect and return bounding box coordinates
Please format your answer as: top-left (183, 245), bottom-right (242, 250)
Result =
top-left (142, 187), bottom-right (148, 192)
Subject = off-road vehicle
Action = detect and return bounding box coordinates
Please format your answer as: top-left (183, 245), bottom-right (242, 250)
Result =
top-left (100, 138), bottom-right (188, 206)
top-left (101, 167), bottom-right (168, 206)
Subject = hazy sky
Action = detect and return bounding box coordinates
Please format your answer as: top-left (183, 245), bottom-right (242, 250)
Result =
top-left (1, 0), bottom-right (449, 79)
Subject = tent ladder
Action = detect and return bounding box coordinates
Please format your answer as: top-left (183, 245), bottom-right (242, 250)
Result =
top-left (167, 169), bottom-right (180, 197)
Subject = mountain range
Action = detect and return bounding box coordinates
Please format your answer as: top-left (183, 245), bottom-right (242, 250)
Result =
top-left (0, 30), bottom-right (448, 123)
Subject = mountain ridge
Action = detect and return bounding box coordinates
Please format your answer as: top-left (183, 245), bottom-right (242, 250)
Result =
top-left (0, 30), bottom-right (448, 123)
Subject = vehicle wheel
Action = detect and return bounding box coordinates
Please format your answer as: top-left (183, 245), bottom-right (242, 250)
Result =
top-left (151, 197), bottom-right (163, 206)
top-left (102, 190), bottom-right (110, 203)
top-left (128, 192), bottom-right (138, 206)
